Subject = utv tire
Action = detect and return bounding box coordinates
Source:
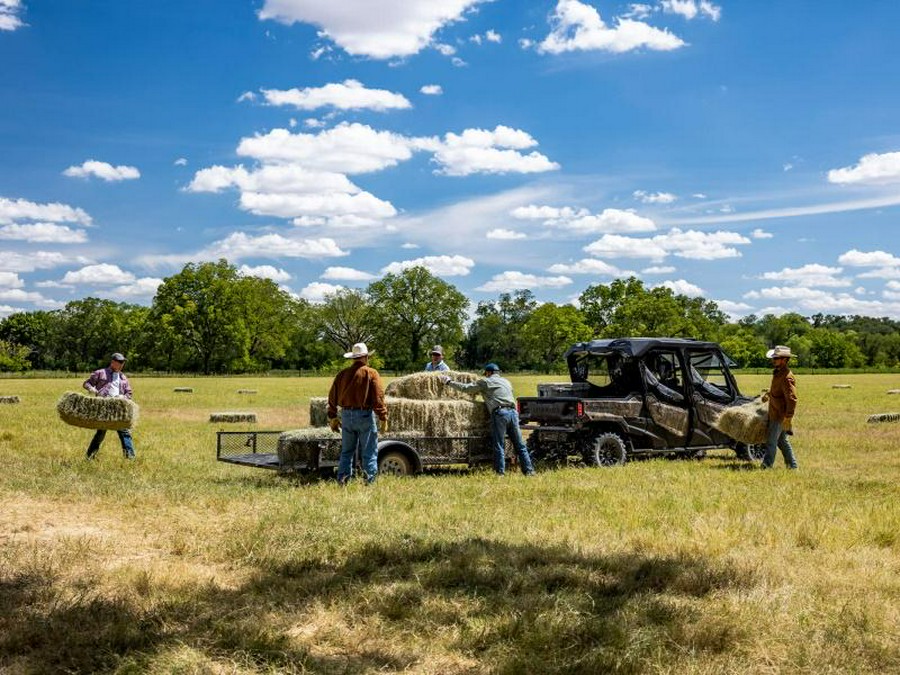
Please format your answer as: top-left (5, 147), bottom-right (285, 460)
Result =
top-left (378, 450), bottom-right (414, 476)
top-left (587, 432), bottom-right (627, 467)
top-left (735, 443), bottom-right (766, 462)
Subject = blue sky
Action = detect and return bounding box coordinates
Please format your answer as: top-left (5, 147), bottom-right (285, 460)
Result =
top-left (3, 0), bottom-right (900, 320)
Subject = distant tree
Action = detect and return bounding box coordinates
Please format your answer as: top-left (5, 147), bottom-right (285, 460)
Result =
top-left (521, 303), bottom-right (592, 369)
top-left (367, 266), bottom-right (468, 370)
top-left (805, 327), bottom-right (866, 368)
top-left (52, 298), bottom-right (147, 371)
top-left (755, 313), bottom-right (811, 347)
top-left (318, 288), bottom-right (375, 354)
top-left (460, 290), bottom-right (538, 370)
top-left (717, 326), bottom-right (769, 368)
top-left (0, 339), bottom-right (31, 372)
top-left (234, 275), bottom-right (297, 371)
top-left (0, 310), bottom-right (55, 369)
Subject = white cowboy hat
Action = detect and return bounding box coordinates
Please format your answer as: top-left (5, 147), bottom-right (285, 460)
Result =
top-left (765, 345), bottom-right (792, 359)
top-left (343, 342), bottom-right (370, 359)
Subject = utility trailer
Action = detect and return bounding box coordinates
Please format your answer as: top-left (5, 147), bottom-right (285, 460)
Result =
top-left (216, 430), bottom-right (515, 477)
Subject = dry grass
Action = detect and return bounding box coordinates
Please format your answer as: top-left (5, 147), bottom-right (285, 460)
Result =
top-left (0, 372), bottom-right (898, 673)
top-left (56, 391), bottom-right (138, 430)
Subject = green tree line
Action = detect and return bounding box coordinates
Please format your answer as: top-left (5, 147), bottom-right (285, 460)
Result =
top-left (2, 260), bottom-right (899, 373)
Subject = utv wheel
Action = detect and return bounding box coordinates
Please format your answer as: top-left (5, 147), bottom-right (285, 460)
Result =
top-left (587, 432), bottom-right (627, 467)
top-left (378, 450), bottom-right (414, 476)
top-left (735, 443), bottom-right (766, 461)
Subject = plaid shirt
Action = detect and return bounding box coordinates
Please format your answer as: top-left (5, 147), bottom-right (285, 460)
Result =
top-left (84, 367), bottom-right (133, 399)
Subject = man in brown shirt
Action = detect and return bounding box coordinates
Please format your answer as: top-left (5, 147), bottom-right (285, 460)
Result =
top-left (762, 345), bottom-right (798, 469)
top-left (327, 342), bottom-right (388, 484)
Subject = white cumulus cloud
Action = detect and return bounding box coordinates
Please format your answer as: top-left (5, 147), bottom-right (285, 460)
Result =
top-left (760, 264), bottom-right (851, 288)
top-left (660, 1), bottom-right (721, 21)
top-left (62, 264), bottom-right (136, 285)
top-left (109, 278), bottom-right (164, 299)
top-left (537, 0), bottom-right (686, 55)
top-left (0, 272), bottom-right (24, 288)
top-left (256, 79), bottom-right (411, 111)
top-left (205, 233), bottom-right (348, 261)
top-left (428, 125), bottom-right (559, 176)
top-left (486, 228), bottom-right (527, 240)
top-left (656, 278), bottom-right (705, 296)
top-left (299, 281), bottom-right (345, 303)
top-left (633, 189), bottom-right (677, 204)
top-left (476, 271), bottom-right (572, 292)
top-left (258, 0), bottom-right (489, 59)
top-left (0, 222), bottom-right (87, 243)
top-left (63, 160), bottom-right (140, 182)
top-left (0, 0), bottom-right (25, 31)
top-left (828, 151), bottom-right (900, 185)
top-left (381, 254), bottom-right (475, 277)
top-left (547, 258), bottom-right (633, 276)
top-left (322, 266), bottom-right (376, 281)
top-left (420, 84), bottom-right (443, 95)
top-left (0, 197), bottom-right (92, 226)
top-left (239, 264), bottom-right (292, 282)
top-left (0, 251), bottom-right (90, 273)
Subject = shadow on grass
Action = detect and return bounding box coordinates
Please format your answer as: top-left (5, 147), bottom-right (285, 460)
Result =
top-left (1, 537), bottom-right (757, 674)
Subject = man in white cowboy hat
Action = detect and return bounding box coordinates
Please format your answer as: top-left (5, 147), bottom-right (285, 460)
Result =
top-left (762, 345), bottom-right (798, 469)
top-left (424, 345), bottom-right (450, 372)
top-left (327, 342), bottom-right (388, 484)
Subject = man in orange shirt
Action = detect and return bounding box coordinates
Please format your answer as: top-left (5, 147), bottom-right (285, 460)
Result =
top-left (762, 345), bottom-right (798, 470)
top-left (327, 343), bottom-right (388, 485)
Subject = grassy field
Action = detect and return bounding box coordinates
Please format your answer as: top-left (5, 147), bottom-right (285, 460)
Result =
top-left (1, 373), bottom-right (898, 674)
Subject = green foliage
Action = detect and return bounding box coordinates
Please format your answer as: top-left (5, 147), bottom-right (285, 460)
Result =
top-left (0, 339), bottom-right (31, 371)
top-left (367, 266), bottom-right (468, 370)
top-left (460, 290), bottom-right (538, 370)
top-left (521, 302), bottom-right (593, 369)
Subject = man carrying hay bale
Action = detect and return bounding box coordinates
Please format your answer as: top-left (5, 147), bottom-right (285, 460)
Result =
top-left (424, 345), bottom-right (450, 372)
top-left (761, 345), bottom-right (798, 470)
top-left (442, 363), bottom-right (535, 476)
top-left (327, 342), bottom-right (388, 485)
top-left (83, 352), bottom-right (136, 459)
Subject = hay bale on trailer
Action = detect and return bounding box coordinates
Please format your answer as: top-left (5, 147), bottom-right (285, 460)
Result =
top-left (384, 370), bottom-right (481, 401)
top-left (56, 392), bottom-right (138, 430)
top-left (309, 397), bottom-right (329, 427)
top-left (173, 387), bottom-right (194, 393)
top-left (867, 412), bottom-right (900, 424)
top-left (210, 412), bottom-right (257, 423)
top-left (713, 400), bottom-right (768, 445)
top-left (386, 396), bottom-right (490, 436)
top-left (278, 428), bottom-right (341, 463)
top-left (0, 396), bottom-right (20, 404)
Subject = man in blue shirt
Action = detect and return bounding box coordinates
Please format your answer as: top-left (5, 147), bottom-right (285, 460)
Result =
top-left (424, 345), bottom-right (450, 372)
top-left (442, 363), bottom-right (534, 476)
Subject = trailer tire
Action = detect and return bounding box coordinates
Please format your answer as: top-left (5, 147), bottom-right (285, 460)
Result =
top-left (586, 432), bottom-right (627, 467)
top-left (379, 450), bottom-right (414, 476)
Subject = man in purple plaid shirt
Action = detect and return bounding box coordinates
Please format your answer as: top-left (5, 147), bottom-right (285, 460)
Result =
top-left (83, 352), bottom-right (136, 459)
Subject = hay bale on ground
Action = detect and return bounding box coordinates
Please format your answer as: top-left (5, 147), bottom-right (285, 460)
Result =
top-left (832, 384), bottom-right (852, 389)
top-left (173, 387), bottom-right (194, 393)
top-left (56, 392), bottom-right (138, 430)
top-left (713, 400), bottom-right (768, 445)
top-left (237, 389), bottom-right (257, 394)
top-left (0, 396), bottom-right (20, 404)
top-left (887, 389), bottom-right (900, 395)
top-left (209, 412), bottom-right (257, 423)
top-left (867, 412), bottom-right (900, 424)
top-left (385, 370), bottom-right (482, 401)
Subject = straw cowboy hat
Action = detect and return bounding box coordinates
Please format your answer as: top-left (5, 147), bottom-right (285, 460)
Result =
top-left (343, 342), bottom-right (371, 359)
top-left (765, 345), bottom-right (792, 359)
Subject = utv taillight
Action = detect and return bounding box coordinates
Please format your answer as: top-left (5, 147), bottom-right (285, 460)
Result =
top-left (576, 401), bottom-right (584, 417)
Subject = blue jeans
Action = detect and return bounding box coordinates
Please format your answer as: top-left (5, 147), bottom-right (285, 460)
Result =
top-left (338, 409), bottom-right (378, 484)
top-left (87, 428), bottom-right (135, 459)
top-left (490, 408), bottom-right (534, 475)
top-left (762, 419), bottom-right (797, 469)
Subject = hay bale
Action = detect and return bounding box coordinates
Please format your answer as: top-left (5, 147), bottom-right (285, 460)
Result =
top-left (309, 397), bottom-right (329, 427)
top-left (278, 428), bottom-right (340, 463)
top-left (887, 389), bottom-right (900, 395)
top-left (0, 396), bottom-right (20, 404)
top-left (237, 389), bottom-right (257, 394)
top-left (832, 384), bottom-right (852, 389)
top-left (867, 412), bottom-right (900, 424)
top-left (386, 397), bottom-right (489, 436)
top-left (713, 400), bottom-right (768, 445)
top-left (56, 392), bottom-right (138, 430)
top-left (173, 387), bottom-right (194, 393)
top-left (209, 412), bottom-right (257, 423)
top-left (384, 370), bottom-right (482, 401)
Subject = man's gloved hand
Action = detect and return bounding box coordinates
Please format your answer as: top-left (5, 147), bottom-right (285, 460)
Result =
top-left (328, 417), bottom-right (341, 433)
top-left (760, 389), bottom-right (769, 403)
top-left (782, 417), bottom-right (793, 434)
top-left (377, 418), bottom-right (389, 434)
top-left (440, 376), bottom-right (452, 384)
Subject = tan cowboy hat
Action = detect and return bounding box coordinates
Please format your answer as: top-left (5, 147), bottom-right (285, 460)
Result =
top-left (765, 345), bottom-right (792, 359)
top-left (343, 342), bottom-right (371, 359)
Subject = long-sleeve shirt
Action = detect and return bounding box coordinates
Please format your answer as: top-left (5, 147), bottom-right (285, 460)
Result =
top-left (767, 365), bottom-right (797, 422)
top-left (425, 360), bottom-right (450, 372)
top-left (327, 360), bottom-right (388, 421)
top-left (83, 367), bottom-right (133, 399)
top-left (446, 374), bottom-right (516, 414)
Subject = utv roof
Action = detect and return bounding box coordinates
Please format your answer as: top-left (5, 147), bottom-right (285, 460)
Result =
top-left (564, 337), bottom-right (724, 360)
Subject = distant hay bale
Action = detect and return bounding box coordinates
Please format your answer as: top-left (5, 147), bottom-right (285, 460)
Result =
top-left (713, 400), bottom-right (768, 445)
top-left (0, 396), bottom-right (20, 404)
top-left (209, 412), bottom-right (257, 423)
top-left (278, 428), bottom-right (340, 463)
top-left (385, 370), bottom-right (482, 401)
top-left (56, 392), bottom-right (138, 430)
top-left (173, 387), bottom-right (194, 393)
top-left (237, 389), bottom-right (257, 394)
top-left (887, 389), bottom-right (900, 395)
top-left (386, 396), bottom-right (489, 436)
top-left (309, 397), bottom-right (329, 427)
top-left (832, 384), bottom-right (852, 389)
top-left (867, 412), bottom-right (900, 424)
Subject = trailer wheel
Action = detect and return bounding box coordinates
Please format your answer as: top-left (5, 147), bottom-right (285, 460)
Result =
top-left (586, 432), bottom-right (627, 467)
top-left (379, 450), bottom-right (414, 476)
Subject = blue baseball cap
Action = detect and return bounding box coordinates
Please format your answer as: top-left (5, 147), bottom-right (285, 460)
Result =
top-left (483, 362), bottom-right (500, 372)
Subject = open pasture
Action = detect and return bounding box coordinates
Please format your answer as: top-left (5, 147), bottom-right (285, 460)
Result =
top-left (1, 373), bottom-right (898, 673)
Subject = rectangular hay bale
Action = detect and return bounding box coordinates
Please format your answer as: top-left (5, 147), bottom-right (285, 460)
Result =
top-left (713, 400), bottom-right (768, 445)
top-left (384, 370), bottom-right (482, 401)
top-left (56, 391), bottom-right (138, 430)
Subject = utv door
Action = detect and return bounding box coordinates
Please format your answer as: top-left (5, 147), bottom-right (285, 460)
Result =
top-left (686, 348), bottom-right (739, 445)
top-left (641, 350), bottom-right (689, 447)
